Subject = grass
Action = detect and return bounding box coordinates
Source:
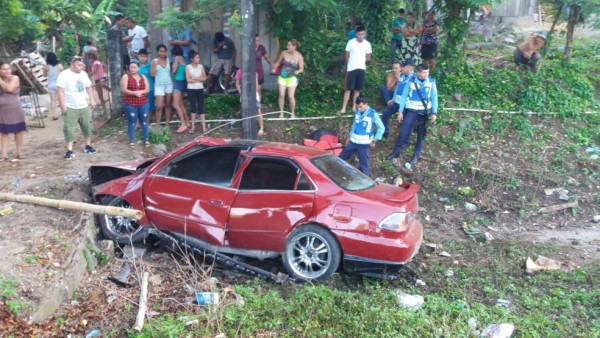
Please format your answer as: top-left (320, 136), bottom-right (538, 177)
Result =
top-left (1, 276), bottom-right (25, 316)
top-left (124, 239), bottom-right (599, 338)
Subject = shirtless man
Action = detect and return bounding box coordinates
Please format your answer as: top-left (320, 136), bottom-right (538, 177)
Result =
top-left (514, 32), bottom-right (546, 71)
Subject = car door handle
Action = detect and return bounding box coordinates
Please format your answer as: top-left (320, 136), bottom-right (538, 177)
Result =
top-left (333, 215), bottom-right (351, 223)
top-left (210, 199), bottom-right (223, 206)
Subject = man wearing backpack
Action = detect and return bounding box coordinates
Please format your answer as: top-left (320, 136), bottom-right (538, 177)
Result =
top-left (386, 64), bottom-right (438, 167)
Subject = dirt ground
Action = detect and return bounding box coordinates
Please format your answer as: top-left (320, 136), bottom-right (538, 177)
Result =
top-left (0, 106), bottom-right (599, 335)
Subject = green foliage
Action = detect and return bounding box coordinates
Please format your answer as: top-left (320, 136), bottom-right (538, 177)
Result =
top-left (129, 240), bottom-right (600, 337)
top-left (0, 276), bottom-right (18, 299)
top-left (1, 276), bottom-right (23, 316)
top-left (148, 127), bottom-right (172, 145)
top-left (204, 95), bottom-right (240, 117)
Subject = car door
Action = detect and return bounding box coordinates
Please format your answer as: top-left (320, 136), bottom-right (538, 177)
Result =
top-left (142, 146), bottom-right (242, 245)
top-left (227, 157), bottom-right (315, 251)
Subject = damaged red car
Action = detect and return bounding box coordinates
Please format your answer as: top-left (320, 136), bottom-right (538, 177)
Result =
top-left (89, 137), bottom-right (423, 281)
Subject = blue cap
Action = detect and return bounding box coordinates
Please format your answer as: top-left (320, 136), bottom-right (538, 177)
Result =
top-left (400, 59), bottom-right (414, 67)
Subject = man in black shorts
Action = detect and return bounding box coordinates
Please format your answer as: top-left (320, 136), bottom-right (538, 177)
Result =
top-left (338, 25), bottom-right (372, 114)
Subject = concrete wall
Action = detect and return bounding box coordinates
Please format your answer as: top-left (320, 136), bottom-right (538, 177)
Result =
top-left (147, 1), bottom-right (280, 88)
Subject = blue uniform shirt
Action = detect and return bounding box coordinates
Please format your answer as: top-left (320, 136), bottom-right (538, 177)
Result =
top-left (349, 106), bottom-right (385, 144)
top-left (398, 76), bottom-right (438, 114)
top-left (393, 71), bottom-right (416, 106)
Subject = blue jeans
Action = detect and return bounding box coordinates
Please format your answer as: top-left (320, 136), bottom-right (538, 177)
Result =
top-left (339, 142), bottom-right (371, 176)
top-left (390, 38), bottom-right (402, 64)
top-left (391, 109), bottom-right (429, 157)
top-left (381, 103), bottom-right (399, 138)
top-left (379, 85), bottom-right (394, 106)
top-left (124, 102), bottom-right (150, 142)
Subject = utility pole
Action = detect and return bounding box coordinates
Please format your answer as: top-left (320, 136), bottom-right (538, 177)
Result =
top-left (240, 0), bottom-right (257, 139)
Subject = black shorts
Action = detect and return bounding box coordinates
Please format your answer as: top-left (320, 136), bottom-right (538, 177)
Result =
top-left (258, 77), bottom-right (265, 85)
top-left (421, 43), bottom-right (438, 59)
top-left (345, 69), bottom-right (366, 91)
top-left (122, 54), bottom-right (130, 69)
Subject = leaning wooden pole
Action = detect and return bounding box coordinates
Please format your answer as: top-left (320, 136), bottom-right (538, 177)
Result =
top-left (0, 193), bottom-right (143, 220)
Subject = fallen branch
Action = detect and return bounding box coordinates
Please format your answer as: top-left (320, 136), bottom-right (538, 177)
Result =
top-left (133, 272), bottom-right (149, 332)
top-left (538, 200), bottom-right (578, 213)
top-left (0, 193), bottom-right (142, 220)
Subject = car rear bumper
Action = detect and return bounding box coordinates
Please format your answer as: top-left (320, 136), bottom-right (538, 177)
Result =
top-left (335, 219), bottom-right (423, 271)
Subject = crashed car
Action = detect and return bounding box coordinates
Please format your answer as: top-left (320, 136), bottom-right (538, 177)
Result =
top-left (89, 137), bottom-right (423, 281)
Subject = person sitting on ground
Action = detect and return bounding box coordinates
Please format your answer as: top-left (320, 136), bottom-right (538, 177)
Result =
top-left (514, 32), bottom-right (546, 71)
top-left (381, 59), bottom-right (415, 139)
top-left (379, 62), bottom-right (401, 105)
top-left (235, 68), bottom-right (264, 136)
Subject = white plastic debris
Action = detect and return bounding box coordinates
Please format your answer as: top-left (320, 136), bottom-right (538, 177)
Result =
top-left (479, 323), bottom-right (515, 338)
top-left (396, 290), bottom-right (424, 310)
top-left (438, 251), bottom-right (451, 257)
top-left (445, 270), bottom-right (454, 277)
top-left (464, 202), bottom-right (478, 211)
top-left (415, 279), bottom-right (426, 287)
top-left (496, 299), bottom-right (511, 307)
top-left (444, 205), bottom-right (455, 212)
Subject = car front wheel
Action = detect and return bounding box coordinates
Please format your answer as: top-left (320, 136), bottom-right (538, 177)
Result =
top-left (283, 224), bottom-right (341, 281)
top-left (98, 195), bottom-right (146, 244)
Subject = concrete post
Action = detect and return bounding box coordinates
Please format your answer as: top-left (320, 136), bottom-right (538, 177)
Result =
top-left (106, 30), bottom-right (123, 116)
top-left (241, 0), bottom-right (257, 139)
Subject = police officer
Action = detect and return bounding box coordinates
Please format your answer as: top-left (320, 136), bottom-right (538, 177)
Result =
top-left (339, 96), bottom-right (385, 176)
top-left (381, 59), bottom-right (416, 139)
top-left (386, 63), bottom-right (438, 166)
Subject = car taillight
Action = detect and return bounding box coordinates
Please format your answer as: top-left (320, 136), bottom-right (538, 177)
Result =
top-left (378, 212), bottom-right (415, 232)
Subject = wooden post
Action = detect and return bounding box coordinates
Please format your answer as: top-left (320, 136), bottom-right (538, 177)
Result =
top-left (241, 0), bottom-right (257, 139)
top-left (106, 29), bottom-right (123, 117)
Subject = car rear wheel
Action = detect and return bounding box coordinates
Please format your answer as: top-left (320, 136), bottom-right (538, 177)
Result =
top-left (283, 224), bottom-right (341, 281)
top-left (98, 195), bottom-right (145, 244)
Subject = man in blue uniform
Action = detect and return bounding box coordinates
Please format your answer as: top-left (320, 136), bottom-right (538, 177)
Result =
top-left (381, 59), bottom-right (415, 139)
top-left (339, 96), bottom-right (385, 176)
top-left (386, 64), bottom-right (438, 166)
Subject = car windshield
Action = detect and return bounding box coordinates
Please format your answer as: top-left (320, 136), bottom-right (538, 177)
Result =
top-left (311, 154), bottom-right (375, 191)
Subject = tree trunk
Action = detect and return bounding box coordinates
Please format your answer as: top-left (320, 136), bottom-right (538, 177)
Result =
top-left (541, 2), bottom-right (563, 58)
top-left (241, 0), bottom-right (257, 139)
top-left (462, 10), bottom-right (475, 58)
top-left (445, 2), bottom-right (464, 50)
top-left (564, 4), bottom-right (580, 61)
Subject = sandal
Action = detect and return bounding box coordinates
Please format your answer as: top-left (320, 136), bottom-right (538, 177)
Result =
top-left (189, 128), bottom-right (195, 134)
top-left (0, 157), bottom-right (7, 162)
top-left (17, 154), bottom-right (25, 160)
top-left (175, 125), bottom-right (188, 133)
top-left (129, 142), bottom-right (135, 149)
top-left (144, 140), bottom-right (151, 147)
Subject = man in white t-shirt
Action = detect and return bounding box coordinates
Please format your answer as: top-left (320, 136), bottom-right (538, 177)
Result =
top-left (126, 18), bottom-right (149, 55)
top-left (339, 25), bottom-right (372, 114)
top-left (56, 56), bottom-right (96, 160)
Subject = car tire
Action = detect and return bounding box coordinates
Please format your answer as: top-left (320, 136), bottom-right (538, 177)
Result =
top-left (98, 195), bottom-right (146, 245)
top-left (283, 224), bottom-right (341, 281)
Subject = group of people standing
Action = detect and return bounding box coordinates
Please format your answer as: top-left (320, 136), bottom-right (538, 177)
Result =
top-left (338, 10), bottom-right (440, 177)
top-left (389, 9), bottom-right (440, 71)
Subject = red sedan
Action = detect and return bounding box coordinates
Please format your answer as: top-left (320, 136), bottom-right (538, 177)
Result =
top-left (90, 137), bottom-right (423, 281)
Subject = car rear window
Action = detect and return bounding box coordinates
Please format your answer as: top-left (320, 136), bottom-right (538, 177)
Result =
top-left (311, 154), bottom-right (375, 191)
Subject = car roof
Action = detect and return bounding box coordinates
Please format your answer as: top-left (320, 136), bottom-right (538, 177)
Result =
top-left (229, 139), bottom-right (327, 159)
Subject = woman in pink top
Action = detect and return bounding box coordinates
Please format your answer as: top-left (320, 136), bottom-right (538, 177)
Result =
top-left (88, 53), bottom-right (108, 113)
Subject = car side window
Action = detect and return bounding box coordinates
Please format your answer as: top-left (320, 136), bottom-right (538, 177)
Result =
top-left (296, 173), bottom-right (314, 191)
top-left (240, 158), bottom-right (300, 191)
top-left (167, 148), bottom-right (240, 186)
